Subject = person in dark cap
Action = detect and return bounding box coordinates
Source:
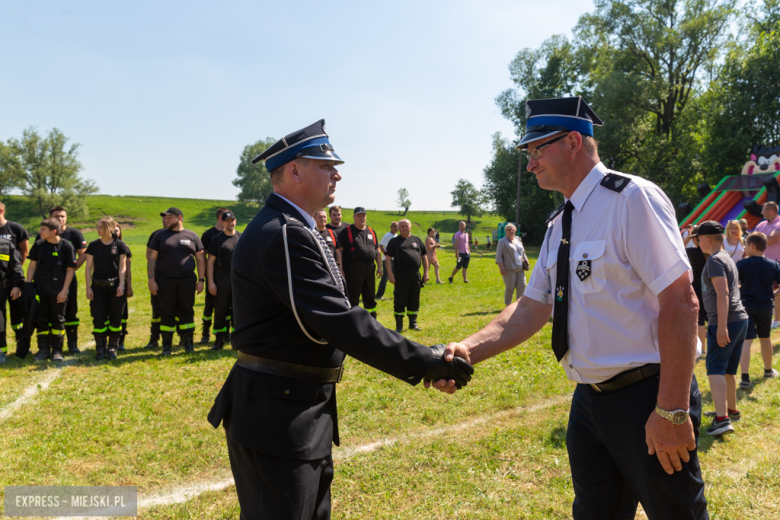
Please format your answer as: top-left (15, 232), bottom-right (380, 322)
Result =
top-left (206, 210), bottom-right (241, 350)
top-left (337, 207), bottom-right (382, 317)
top-left (434, 97), bottom-right (708, 518)
top-left (199, 207), bottom-right (229, 344)
top-left (147, 207), bottom-right (205, 355)
top-left (207, 119), bottom-right (474, 519)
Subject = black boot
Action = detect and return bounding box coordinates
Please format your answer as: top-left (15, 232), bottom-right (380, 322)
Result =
top-left (0, 349), bottom-right (6, 364)
top-left (94, 334), bottom-right (106, 360)
top-left (161, 332), bottom-right (173, 356)
top-left (118, 329), bottom-right (126, 351)
top-left (14, 332), bottom-right (30, 359)
top-left (370, 311), bottom-right (378, 320)
top-left (65, 326), bottom-right (80, 354)
top-left (145, 322), bottom-right (160, 349)
top-left (51, 334), bottom-right (65, 362)
top-left (107, 334), bottom-right (119, 360)
top-left (200, 320), bottom-right (211, 344)
top-left (210, 333), bottom-right (225, 351)
top-left (184, 333), bottom-right (195, 353)
top-left (395, 315), bottom-right (404, 333)
top-left (35, 335), bottom-right (51, 362)
top-left (408, 315), bottom-right (421, 331)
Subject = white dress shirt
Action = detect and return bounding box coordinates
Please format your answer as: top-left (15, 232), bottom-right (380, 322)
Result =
top-left (525, 162), bottom-right (692, 384)
top-left (275, 194), bottom-right (317, 229)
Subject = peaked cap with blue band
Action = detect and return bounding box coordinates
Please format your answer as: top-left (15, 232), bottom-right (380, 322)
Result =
top-left (516, 96), bottom-right (603, 150)
top-left (251, 119), bottom-right (344, 171)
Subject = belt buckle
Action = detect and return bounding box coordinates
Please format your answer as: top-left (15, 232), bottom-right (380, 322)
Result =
top-left (589, 383), bottom-right (603, 393)
top-left (335, 365), bottom-right (344, 383)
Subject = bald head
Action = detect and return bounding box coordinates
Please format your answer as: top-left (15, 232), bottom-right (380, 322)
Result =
top-left (399, 219), bottom-right (412, 237)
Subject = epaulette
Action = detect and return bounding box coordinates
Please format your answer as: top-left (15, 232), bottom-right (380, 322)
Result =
top-left (600, 172), bottom-right (631, 193)
top-left (545, 202), bottom-right (565, 226)
top-left (280, 213), bottom-right (305, 227)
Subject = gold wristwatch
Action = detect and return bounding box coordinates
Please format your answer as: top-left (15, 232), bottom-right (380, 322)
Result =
top-left (654, 405), bottom-right (689, 425)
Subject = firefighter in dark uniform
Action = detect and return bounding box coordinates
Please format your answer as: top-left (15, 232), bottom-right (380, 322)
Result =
top-left (337, 207), bottom-right (382, 317)
top-left (27, 219), bottom-right (77, 362)
top-left (386, 219), bottom-right (429, 333)
top-left (115, 224), bottom-right (132, 351)
top-left (37, 206), bottom-right (87, 354)
top-left (207, 119), bottom-right (474, 520)
top-left (0, 202), bottom-right (30, 357)
top-left (200, 207), bottom-right (229, 344)
top-left (144, 218), bottom-right (165, 349)
top-left (315, 209), bottom-right (344, 277)
top-left (0, 238), bottom-right (24, 363)
top-left (85, 217), bottom-right (130, 360)
top-left (148, 207), bottom-right (205, 355)
top-left (207, 211), bottom-right (240, 350)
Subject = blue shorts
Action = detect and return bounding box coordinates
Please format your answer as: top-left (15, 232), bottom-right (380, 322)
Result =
top-left (705, 319), bottom-right (748, 376)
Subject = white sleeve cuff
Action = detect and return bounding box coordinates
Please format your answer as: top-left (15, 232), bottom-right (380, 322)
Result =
top-left (523, 286), bottom-right (547, 303)
top-left (647, 258), bottom-right (691, 296)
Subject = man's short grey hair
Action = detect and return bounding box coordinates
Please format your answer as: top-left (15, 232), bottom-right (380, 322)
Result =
top-left (582, 135), bottom-right (599, 155)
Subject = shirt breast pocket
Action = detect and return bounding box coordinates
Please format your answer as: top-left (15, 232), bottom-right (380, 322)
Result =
top-left (572, 240), bottom-right (607, 294)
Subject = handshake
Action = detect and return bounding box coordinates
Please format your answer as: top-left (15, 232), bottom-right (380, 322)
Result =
top-left (423, 344), bottom-right (474, 394)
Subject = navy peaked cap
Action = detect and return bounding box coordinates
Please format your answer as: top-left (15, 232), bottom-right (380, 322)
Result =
top-left (251, 119), bottom-right (344, 171)
top-left (516, 96), bottom-right (603, 149)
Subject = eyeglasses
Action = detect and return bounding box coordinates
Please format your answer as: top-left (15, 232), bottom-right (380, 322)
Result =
top-left (524, 133), bottom-right (570, 160)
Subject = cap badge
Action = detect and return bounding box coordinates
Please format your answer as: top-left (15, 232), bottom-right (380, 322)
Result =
top-left (525, 102), bottom-right (532, 119)
top-left (576, 260), bottom-right (591, 281)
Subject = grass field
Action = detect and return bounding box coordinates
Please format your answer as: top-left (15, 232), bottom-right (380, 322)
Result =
top-left (1, 197), bottom-right (780, 518)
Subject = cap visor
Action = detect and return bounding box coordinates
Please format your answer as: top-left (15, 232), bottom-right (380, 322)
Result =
top-left (298, 150), bottom-right (344, 165)
top-left (250, 154), bottom-right (263, 165)
top-left (516, 131), bottom-right (563, 150)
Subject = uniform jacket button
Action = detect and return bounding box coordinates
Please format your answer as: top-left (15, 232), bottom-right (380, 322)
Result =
top-left (408, 376), bottom-right (414, 380)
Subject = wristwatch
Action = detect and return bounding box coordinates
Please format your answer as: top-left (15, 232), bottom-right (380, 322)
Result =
top-left (654, 405), bottom-right (689, 425)
top-left (198, 278), bottom-right (205, 283)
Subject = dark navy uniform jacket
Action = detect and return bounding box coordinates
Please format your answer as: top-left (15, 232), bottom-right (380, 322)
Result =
top-left (208, 194), bottom-right (433, 460)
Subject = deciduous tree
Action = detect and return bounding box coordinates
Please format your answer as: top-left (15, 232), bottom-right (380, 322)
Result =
top-left (233, 137), bottom-right (276, 204)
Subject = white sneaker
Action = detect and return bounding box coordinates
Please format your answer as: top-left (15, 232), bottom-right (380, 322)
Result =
top-left (764, 368), bottom-right (779, 379)
top-left (773, 320), bottom-right (780, 329)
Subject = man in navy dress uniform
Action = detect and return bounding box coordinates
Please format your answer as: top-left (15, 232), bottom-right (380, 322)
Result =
top-left (208, 119), bottom-right (473, 520)
top-left (436, 97), bottom-right (708, 519)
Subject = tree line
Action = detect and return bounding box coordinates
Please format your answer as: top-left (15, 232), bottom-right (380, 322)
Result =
top-left (484, 0), bottom-right (780, 244)
top-left (0, 127), bottom-right (97, 220)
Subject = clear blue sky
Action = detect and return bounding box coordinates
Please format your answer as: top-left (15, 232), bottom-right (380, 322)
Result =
top-left (0, 0), bottom-right (592, 211)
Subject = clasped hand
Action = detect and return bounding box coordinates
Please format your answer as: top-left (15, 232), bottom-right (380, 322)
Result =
top-left (423, 343), bottom-right (474, 395)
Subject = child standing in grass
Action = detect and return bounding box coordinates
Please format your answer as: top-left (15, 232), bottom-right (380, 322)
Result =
top-left (737, 232), bottom-right (780, 388)
top-left (695, 221), bottom-right (749, 436)
top-left (26, 219), bottom-right (77, 362)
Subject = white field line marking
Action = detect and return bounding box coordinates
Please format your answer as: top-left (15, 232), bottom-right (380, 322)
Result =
top-left (0, 341), bottom-right (95, 425)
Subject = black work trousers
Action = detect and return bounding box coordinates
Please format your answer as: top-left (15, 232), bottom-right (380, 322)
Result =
top-left (150, 292), bottom-right (160, 331)
top-left (344, 261), bottom-right (377, 313)
top-left (64, 274), bottom-right (79, 328)
top-left (227, 436), bottom-right (333, 520)
top-left (567, 374), bottom-right (707, 519)
top-left (213, 269), bottom-right (233, 334)
top-left (34, 276), bottom-right (67, 336)
top-left (203, 290), bottom-right (215, 323)
top-left (0, 287), bottom-right (7, 350)
top-left (393, 276), bottom-right (421, 315)
top-left (157, 275), bottom-right (196, 335)
top-left (90, 283), bottom-right (125, 334)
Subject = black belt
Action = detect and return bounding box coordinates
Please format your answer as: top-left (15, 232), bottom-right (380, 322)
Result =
top-left (236, 351), bottom-right (344, 383)
top-left (92, 277), bottom-right (118, 287)
top-left (588, 363), bottom-right (660, 393)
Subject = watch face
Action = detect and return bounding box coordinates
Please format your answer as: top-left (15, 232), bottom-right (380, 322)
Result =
top-left (672, 410), bottom-right (688, 424)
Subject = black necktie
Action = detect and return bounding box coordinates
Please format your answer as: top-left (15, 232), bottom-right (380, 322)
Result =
top-left (551, 201), bottom-right (574, 362)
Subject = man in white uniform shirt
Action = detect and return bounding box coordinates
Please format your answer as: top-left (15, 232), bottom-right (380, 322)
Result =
top-left (431, 97), bottom-right (706, 519)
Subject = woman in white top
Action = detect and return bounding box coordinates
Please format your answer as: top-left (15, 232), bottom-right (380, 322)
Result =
top-left (723, 220), bottom-right (745, 261)
top-left (495, 223), bottom-right (528, 306)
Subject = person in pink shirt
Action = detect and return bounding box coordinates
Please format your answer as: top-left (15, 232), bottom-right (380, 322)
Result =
top-left (448, 221), bottom-right (471, 283)
top-left (755, 201), bottom-right (780, 326)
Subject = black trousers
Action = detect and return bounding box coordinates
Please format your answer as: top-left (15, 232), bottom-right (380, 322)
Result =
top-left (35, 277), bottom-right (67, 336)
top-left (121, 295), bottom-right (128, 334)
top-left (157, 276), bottom-right (196, 334)
top-left (64, 274), bottom-right (79, 328)
top-left (213, 269), bottom-right (233, 334)
top-left (393, 277), bottom-right (421, 315)
top-left (90, 284), bottom-right (125, 334)
top-left (227, 436), bottom-right (333, 520)
top-left (344, 261), bottom-right (377, 313)
top-left (150, 292), bottom-right (160, 331)
top-left (567, 374), bottom-right (707, 519)
top-left (0, 288), bottom-right (7, 350)
top-left (203, 290), bottom-right (215, 323)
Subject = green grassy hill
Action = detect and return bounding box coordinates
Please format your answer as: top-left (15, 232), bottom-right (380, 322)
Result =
top-left (1, 194), bottom-right (509, 245)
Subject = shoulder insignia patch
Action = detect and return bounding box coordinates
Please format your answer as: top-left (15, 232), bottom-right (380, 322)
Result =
top-left (600, 172), bottom-right (631, 193)
top-left (545, 202), bottom-right (566, 226)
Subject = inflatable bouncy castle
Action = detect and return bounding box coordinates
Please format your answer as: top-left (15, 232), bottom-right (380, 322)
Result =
top-left (680, 144), bottom-right (780, 230)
